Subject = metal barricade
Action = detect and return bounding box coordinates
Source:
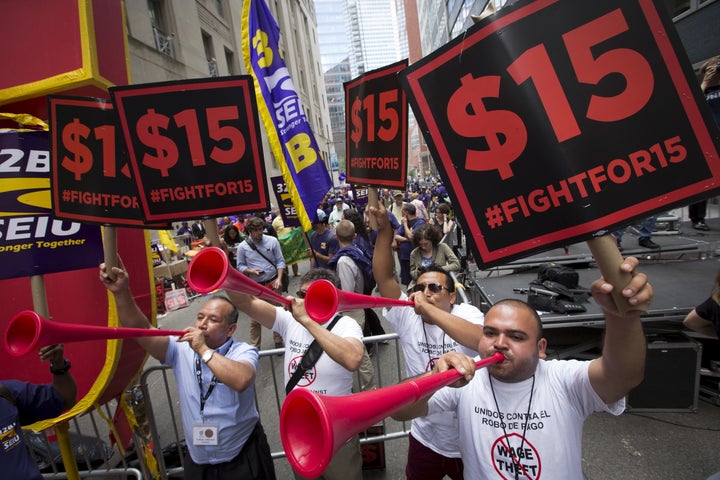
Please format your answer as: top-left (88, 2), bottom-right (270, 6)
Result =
top-left (136, 333), bottom-right (411, 478)
top-left (28, 403), bottom-right (144, 479)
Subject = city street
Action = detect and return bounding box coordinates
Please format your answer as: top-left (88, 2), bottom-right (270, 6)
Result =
top-left (145, 253), bottom-right (720, 479)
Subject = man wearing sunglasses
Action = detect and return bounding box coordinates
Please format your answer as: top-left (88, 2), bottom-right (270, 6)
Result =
top-left (226, 268), bottom-right (365, 480)
top-left (369, 203), bottom-right (484, 480)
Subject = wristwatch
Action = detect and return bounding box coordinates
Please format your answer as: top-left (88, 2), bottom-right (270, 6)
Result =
top-left (201, 349), bottom-right (215, 364)
top-left (50, 359), bottom-right (71, 375)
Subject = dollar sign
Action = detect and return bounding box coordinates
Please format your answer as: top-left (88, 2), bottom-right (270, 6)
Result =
top-left (61, 118), bottom-right (93, 181)
top-left (350, 96), bottom-right (363, 149)
top-left (447, 73), bottom-right (527, 180)
top-left (136, 108), bottom-right (178, 177)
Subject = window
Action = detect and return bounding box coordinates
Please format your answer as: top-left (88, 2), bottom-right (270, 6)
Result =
top-left (225, 48), bottom-right (235, 76)
top-left (148, 0), bottom-right (174, 57)
top-left (202, 31), bottom-right (218, 77)
top-left (214, 0), bottom-right (224, 18)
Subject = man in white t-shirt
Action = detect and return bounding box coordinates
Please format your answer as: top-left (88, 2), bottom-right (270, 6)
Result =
top-left (368, 202), bottom-right (484, 480)
top-left (227, 268), bottom-right (364, 480)
top-left (394, 255), bottom-right (653, 479)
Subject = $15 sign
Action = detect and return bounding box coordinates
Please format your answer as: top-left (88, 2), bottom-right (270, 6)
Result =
top-left (111, 77), bottom-right (262, 180)
top-left (344, 60), bottom-right (408, 188)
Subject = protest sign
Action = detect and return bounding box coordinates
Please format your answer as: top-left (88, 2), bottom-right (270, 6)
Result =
top-left (345, 60), bottom-right (408, 188)
top-left (270, 175), bottom-right (301, 228)
top-left (48, 95), bottom-right (168, 227)
top-left (400, 0), bottom-right (720, 267)
top-left (110, 76), bottom-right (269, 222)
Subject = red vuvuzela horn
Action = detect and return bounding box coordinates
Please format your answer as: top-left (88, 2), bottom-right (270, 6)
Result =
top-left (304, 279), bottom-right (414, 323)
top-left (4, 311), bottom-right (187, 357)
top-left (187, 246), bottom-right (290, 307)
top-left (281, 352), bottom-right (504, 477)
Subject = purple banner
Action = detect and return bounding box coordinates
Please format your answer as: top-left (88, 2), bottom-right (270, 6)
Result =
top-left (270, 175), bottom-right (301, 227)
top-left (351, 184), bottom-right (369, 211)
top-left (242, 0), bottom-right (333, 231)
top-left (1, 130), bottom-right (103, 280)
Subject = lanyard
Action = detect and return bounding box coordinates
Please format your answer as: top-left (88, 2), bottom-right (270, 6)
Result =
top-left (195, 338), bottom-right (233, 420)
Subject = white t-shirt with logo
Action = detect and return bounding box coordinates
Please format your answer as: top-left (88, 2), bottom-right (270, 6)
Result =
top-left (383, 297), bottom-right (484, 457)
top-left (273, 307), bottom-right (362, 396)
top-left (429, 359), bottom-right (625, 479)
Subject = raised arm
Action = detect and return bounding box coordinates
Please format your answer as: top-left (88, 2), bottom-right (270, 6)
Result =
top-left (410, 293), bottom-right (482, 351)
top-left (289, 297), bottom-right (363, 372)
top-left (588, 256), bottom-right (653, 404)
top-left (368, 203), bottom-right (402, 299)
top-left (225, 290), bottom-right (278, 329)
top-left (100, 261), bottom-right (170, 362)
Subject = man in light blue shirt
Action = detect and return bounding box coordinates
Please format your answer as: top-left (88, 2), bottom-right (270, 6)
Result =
top-left (100, 261), bottom-right (275, 480)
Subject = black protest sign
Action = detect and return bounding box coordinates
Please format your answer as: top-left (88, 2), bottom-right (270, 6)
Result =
top-left (400, 0), bottom-right (720, 268)
top-left (48, 96), bottom-right (168, 227)
top-left (110, 76), bottom-right (269, 222)
top-left (270, 175), bottom-right (301, 228)
top-left (345, 60), bottom-right (408, 188)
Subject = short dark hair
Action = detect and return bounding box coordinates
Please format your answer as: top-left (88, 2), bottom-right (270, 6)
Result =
top-left (402, 203), bottom-right (416, 215)
top-left (491, 298), bottom-right (544, 340)
top-left (435, 203), bottom-right (450, 215)
top-left (301, 268), bottom-right (342, 289)
top-left (208, 294), bottom-right (240, 324)
top-left (412, 223), bottom-right (442, 247)
top-left (417, 264), bottom-right (454, 292)
top-left (245, 216), bottom-right (264, 232)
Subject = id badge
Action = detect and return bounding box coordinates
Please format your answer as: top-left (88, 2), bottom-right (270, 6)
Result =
top-left (192, 424), bottom-right (219, 445)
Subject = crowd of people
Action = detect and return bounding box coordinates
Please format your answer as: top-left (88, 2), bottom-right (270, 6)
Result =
top-left (9, 166), bottom-right (720, 479)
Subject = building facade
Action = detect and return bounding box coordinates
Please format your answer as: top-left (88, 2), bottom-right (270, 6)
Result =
top-left (124, 0), bottom-right (335, 197)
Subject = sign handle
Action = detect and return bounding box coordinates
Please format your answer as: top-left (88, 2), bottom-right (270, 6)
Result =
top-left (586, 235), bottom-right (647, 315)
top-left (367, 187), bottom-right (379, 231)
top-left (203, 219), bottom-right (221, 248)
top-left (103, 226), bottom-right (117, 281)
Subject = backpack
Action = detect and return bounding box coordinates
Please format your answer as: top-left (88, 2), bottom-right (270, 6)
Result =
top-left (327, 245), bottom-right (376, 295)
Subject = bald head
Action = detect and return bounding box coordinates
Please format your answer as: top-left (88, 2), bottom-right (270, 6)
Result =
top-left (335, 219), bottom-right (356, 243)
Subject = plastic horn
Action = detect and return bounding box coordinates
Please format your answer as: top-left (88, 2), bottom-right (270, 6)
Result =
top-left (304, 279), bottom-right (414, 323)
top-left (281, 351), bottom-right (504, 477)
top-left (4, 310), bottom-right (187, 357)
top-left (187, 246), bottom-right (290, 307)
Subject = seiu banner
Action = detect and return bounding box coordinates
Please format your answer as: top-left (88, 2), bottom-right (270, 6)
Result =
top-left (0, 130), bottom-right (103, 280)
top-left (242, 0), bottom-right (332, 231)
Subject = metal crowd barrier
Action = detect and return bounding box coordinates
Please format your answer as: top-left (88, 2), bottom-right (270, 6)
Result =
top-left (136, 332), bottom-right (412, 478)
top-left (29, 403), bottom-right (144, 479)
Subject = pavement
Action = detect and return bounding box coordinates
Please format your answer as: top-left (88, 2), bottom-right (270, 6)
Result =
top-left (148, 215), bottom-right (720, 479)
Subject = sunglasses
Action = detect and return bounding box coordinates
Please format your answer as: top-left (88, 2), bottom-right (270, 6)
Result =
top-left (412, 282), bottom-right (447, 294)
top-left (296, 290), bottom-right (307, 298)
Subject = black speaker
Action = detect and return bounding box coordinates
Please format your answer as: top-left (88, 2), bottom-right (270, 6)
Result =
top-left (627, 333), bottom-right (701, 412)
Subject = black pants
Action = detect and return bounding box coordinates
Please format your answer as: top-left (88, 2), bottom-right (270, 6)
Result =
top-left (689, 200), bottom-right (707, 223)
top-left (183, 422), bottom-right (276, 480)
top-left (363, 308), bottom-right (385, 336)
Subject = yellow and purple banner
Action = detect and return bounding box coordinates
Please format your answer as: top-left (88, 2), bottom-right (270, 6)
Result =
top-left (241, 0), bottom-right (333, 232)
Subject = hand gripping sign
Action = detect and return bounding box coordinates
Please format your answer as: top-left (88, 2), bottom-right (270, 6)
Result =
top-left (399, 0), bottom-right (720, 268)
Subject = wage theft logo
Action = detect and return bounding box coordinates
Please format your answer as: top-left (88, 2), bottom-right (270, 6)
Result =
top-left (491, 432), bottom-right (541, 479)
